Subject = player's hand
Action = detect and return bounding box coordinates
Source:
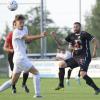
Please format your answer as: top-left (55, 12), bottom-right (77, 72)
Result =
top-left (41, 32), bottom-right (48, 37)
top-left (50, 32), bottom-right (56, 37)
top-left (9, 49), bottom-right (14, 53)
top-left (92, 51), bottom-right (96, 58)
top-left (92, 53), bottom-right (96, 58)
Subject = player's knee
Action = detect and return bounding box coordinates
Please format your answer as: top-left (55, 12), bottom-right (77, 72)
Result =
top-left (29, 66), bottom-right (39, 75)
top-left (34, 70), bottom-right (39, 75)
top-left (59, 61), bottom-right (66, 68)
top-left (80, 71), bottom-right (87, 78)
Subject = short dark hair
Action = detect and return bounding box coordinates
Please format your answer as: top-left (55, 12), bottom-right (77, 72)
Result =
top-left (74, 22), bottom-right (81, 27)
top-left (15, 14), bottom-right (25, 21)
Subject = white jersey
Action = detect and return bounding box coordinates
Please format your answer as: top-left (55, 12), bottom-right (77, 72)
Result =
top-left (12, 26), bottom-right (28, 62)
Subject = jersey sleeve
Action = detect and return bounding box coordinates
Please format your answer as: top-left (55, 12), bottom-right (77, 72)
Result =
top-left (65, 34), bottom-right (71, 42)
top-left (85, 32), bottom-right (94, 41)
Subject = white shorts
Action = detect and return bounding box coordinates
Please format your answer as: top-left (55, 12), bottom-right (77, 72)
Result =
top-left (56, 51), bottom-right (72, 60)
top-left (13, 58), bottom-right (33, 74)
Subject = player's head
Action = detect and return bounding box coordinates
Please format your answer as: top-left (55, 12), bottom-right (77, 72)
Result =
top-left (73, 22), bottom-right (81, 33)
top-left (14, 14), bottom-right (25, 29)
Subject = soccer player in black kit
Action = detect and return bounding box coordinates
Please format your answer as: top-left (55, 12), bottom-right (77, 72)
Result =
top-left (51, 22), bottom-right (100, 95)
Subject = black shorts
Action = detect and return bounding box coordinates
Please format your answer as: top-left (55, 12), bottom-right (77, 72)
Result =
top-left (8, 53), bottom-right (14, 71)
top-left (65, 57), bottom-right (91, 72)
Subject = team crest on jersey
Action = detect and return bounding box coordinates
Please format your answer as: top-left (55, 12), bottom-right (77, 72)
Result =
top-left (73, 34), bottom-right (82, 50)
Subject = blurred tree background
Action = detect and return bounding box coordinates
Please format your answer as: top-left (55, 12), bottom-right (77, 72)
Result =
top-left (1, 2), bottom-right (100, 55)
top-left (24, 6), bottom-right (70, 53)
top-left (85, 0), bottom-right (100, 56)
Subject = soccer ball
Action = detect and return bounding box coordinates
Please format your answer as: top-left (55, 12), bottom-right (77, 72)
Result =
top-left (8, 0), bottom-right (18, 11)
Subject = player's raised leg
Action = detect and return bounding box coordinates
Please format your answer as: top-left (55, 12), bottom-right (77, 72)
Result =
top-left (0, 72), bottom-right (21, 92)
top-left (0, 80), bottom-right (12, 92)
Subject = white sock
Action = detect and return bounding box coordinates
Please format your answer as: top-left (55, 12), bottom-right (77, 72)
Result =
top-left (0, 80), bottom-right (12, 92)
top-left (33, 74), bottom-right (41, 96)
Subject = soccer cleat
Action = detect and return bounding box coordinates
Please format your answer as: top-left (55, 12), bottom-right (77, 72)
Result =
top-left (66, 79), bottom-right (70, 86)
top-left (12, 88), bottom-right (16, 94)
top-left (95, 88), bottom-right (100, 95)
top-left (33, 95), bottom-right (42, 98)
top-left (55, 86), bottom-right (64, 90)
top-left (22, 85), bottom-right (29, 93)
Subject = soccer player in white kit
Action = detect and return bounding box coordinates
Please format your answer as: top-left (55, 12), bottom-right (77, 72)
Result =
top-left (0, 14), bottom-right (47, 98)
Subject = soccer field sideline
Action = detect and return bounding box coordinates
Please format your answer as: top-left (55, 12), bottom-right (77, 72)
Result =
top-left (0, 78), bottom-right (100, 100)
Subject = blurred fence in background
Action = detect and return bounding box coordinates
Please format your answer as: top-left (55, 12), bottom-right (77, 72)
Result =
top-left (0, 55), bottom-right (8, 77)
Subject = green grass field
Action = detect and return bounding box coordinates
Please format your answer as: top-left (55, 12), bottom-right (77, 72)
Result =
top-left (0, 78), bottom-right (100, 100)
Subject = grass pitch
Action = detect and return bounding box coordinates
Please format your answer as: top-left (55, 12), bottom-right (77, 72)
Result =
top-left (0, 78), bottom-right (100, 100)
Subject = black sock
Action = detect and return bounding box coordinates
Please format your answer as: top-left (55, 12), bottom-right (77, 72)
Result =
top-left (78, 70), bottom-right (80, 77)
top-left (22, 72), bottom-right (29, 86)
top-left (67, 69), bottom-right (72, 80)
top-left (12, 84), bottom-right (16, 89)
top-left (58, 68), bottom-right (65, 87)
top-left (83, 75), bottom-right (99, 91)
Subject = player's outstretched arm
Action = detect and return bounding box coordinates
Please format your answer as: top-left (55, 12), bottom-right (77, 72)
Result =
top-left (50, 32), bottom-right (67, 46)
top-left (23, 32), bottom-right (48, 41)
top-left (91, 38), bottom-right (98, 58)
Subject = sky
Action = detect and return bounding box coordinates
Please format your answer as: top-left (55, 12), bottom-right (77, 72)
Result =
top-left (0, 0), bottom-right (96, 34)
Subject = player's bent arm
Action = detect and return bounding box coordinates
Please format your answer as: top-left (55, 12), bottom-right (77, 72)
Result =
top-left (57, 46), bottom-right (66, 52)
top-left (91, 38), bottom-right (98, 58)
top-left (3, 41), bottom-right (13, 53)
top-left (53, 36), bottom-right (67, 46)
top-left (50, 32), bottom-right (67, 46)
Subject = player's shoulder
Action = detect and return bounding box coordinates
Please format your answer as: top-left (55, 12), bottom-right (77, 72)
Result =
top-left (13, 28), bottom-right (21, 37)
top-left (23, 26), bottom-right (28, 32)
top-left (65, 33), bottom-right (74, 41)
top-left (70, 32), bottom-right (74, 35)
top-left (8, 32), bottom-right (13, 36)
top-left (81, 31), bottom-right (90, 35)
top-left (81, 31), bottom-right (94, 40)
top-left (13, 28), bottom-right (19, 32)
top-left (13, 28), bottom-right (19, 34)
top-left (6, 32), bottom-right (13, 38)
top-left (67, 33), bottom-right (74, 37)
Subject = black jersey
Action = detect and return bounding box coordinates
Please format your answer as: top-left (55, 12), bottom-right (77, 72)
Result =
top-left (65, 31), bottom-right (94, 58)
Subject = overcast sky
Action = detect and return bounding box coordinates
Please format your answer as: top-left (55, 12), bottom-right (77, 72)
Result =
top-left (0, 0), bottom-right (96, 34)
